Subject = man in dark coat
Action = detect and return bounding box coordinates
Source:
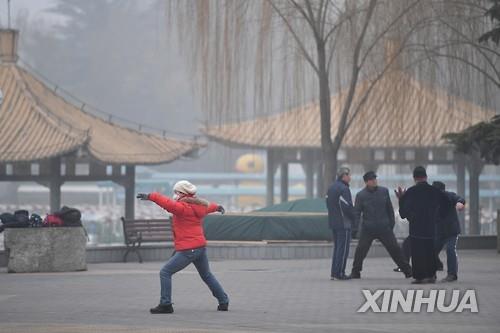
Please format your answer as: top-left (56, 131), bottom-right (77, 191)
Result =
top-left (350, 171), bottom-right (412, 279)
top-left (326, 167), bottom-right (355, 280)
top-left (393, 236), bottom-right (411, 273)
top-left (432, 181), bottom-right (465, 282)
top-left (396, 166), bottom-right (451, 284)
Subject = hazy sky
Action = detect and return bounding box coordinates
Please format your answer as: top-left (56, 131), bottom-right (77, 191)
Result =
top-left (1, 0), bottom-right (250, 172)
top-left (1, 0), bottom-right (61, 26)
top-left (2, 0), bottom-right (157, 25)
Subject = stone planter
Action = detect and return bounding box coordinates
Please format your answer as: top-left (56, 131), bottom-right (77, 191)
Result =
top-left (4, 227), bottom-right (87, 273)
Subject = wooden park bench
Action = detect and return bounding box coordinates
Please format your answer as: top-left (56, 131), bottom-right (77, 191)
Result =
top-left (121, 217), bottom-right (173, 263)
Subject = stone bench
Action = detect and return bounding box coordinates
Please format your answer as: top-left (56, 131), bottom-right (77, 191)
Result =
top-left (4, 227), bottom-right (87, 273)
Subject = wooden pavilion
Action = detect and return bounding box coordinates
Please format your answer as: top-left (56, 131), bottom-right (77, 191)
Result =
top-left (204, 62), bottom-right (495, 234)
top-left (0, 29), bottom-right (200, 219)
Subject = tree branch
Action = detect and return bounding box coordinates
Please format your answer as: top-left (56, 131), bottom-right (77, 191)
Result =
top-left (289, 0), bottom-right (315, 28)
top-left (408, 37), bottom-right (500, 88)
top-left (319, 0), bottom-right (330, 38)
top-left (304, 0), bottom-right (320, 37)
top-left (345, 39), bottom-right (406, 131)
top-left (358, 0), bottom-right (422, 69)
top-left (326, 29), bottom-right (341, 73)
top-left (333, 0), bottom-right (377, 147)
top-left (267, 0), bottom-right (320, 74)
top-left (324, 7), bottom-right (358, 42)
top-left (423, 47), bottom-right (500, 89)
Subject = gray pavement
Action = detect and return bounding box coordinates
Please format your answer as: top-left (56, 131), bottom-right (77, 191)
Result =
top-left (0, 249), bottom-right (499, 333)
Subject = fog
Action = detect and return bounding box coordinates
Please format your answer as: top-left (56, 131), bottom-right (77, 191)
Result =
top-left (8, 0), bottom-right (249, 172)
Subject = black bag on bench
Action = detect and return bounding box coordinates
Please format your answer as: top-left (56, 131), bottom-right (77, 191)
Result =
top-left (0, 211), bottom-right (31, 232)
top-left (54, 206), bottom-right (82, 227)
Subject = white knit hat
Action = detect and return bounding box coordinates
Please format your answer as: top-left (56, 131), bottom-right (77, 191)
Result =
top-left (173, 180), bottom-right (197, 195)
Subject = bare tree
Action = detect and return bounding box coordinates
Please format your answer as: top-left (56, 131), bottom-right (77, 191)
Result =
top-left (408, 0), bottom-right (500, 234)
top-left (478, 0), bottom-right (500, 45)
top-left (411, 0), bottom-right (500, 91)
top-left (168, 0), bottom-right (428, 189)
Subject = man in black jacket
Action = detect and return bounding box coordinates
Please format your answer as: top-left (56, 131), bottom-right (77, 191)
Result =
top-left (396, 166), bottom-right (451, 284)
top-left (350, 171), bottom-right (412, 279)
top-left (432, 181), bottom-right (465, 282)
top-left (326, 167), bottom-right (355, 280)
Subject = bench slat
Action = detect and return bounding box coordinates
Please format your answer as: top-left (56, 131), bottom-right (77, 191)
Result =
top-left (126, 232), bottom-right (171, 237)
top-left (122, 217), bottom-right (174, 246)
top-left (134, 231), bottom-right (172, 236)
top-left (124, 221), bottom-right (170, 226)
top-left (123, 219), bottom-right (169, 223)
top-left (124, 228), bottom-right (171, 233)
top-left (126, 229), bottom-right (172, 234)
top-left (140, 237), bottom-right (174, 241)
top-left (126, 232), bottom-right (173, 239)
top-left (125, 225), bottom-right (171, 231)
top-left (126, 233), bottom-right (172, 238)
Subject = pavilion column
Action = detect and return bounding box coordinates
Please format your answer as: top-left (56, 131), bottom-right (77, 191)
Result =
top-left (49, 157), bottom-right (62, 213)
top-left (266, 150), bottom-right (276, 206)
top-left (305, 164), bottom-right (314, 199)
top-left (49, 181), bottom-right (62, 213)
top-left (316, 161), bottom-right (325, 198)
top-left (454, 153), bottom-right (466, 232)
top-left (467, 151), bottom-right (484, 235)
top-left (301, 151), bottom-right (314, 199)
top-left (124, 165), bottom-right (136, 220)
top-left (280, 162), bottom-right (289, 203)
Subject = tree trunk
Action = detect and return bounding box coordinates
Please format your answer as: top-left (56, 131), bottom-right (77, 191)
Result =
top-left (467, 151), bottom-right (484, 235)
top-left (455, 153), bottom-right (466, 233)
top-left (317, 41), bottom-right (336, 194)
top-left (315, 0), bottom-right (377, 193)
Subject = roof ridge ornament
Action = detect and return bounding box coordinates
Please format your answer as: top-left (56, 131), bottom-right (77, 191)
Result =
top-left (0, 28), bottom-right (18, 63)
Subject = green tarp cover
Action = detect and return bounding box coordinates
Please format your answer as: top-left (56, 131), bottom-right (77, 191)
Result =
top-left (204, 199), bottom-right (331, 241)
top-left (255, 198), bottom-right (327, 213)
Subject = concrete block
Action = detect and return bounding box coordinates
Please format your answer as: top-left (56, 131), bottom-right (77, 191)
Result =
top-left (4, 227), bottom-right (87, 273)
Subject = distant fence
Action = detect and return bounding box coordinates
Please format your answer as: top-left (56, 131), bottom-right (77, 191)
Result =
top-left (0, 236), bottom-right (497, 267)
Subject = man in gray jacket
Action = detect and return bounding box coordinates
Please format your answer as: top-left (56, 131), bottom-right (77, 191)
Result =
top-left (350, 171), bottom-right (412, 279)
top-left (326, 167), bottom-right (355, 280)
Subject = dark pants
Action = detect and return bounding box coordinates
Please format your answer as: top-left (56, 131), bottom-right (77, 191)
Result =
top-left (331, 228), bottom-right (351, 278)
top-left (410, 237), bottom-right (437, 280)
top-left (159, 247), bottom-right (229, 305)
top-left (401, 236), bottom-right (411, 262)
top-left (352, 228), bottom-right (411, 275)
top-left (435, 235), bottom-right (459, 276)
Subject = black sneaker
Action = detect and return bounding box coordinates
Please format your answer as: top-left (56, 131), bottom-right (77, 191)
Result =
top-left (413, 277), bottom-right (435, 284)
top-left (393, 267), bottom-right (402, 272)
top-left (441, 274), bottom-right (457, 282)
top-left (332, 275), bottom-right (351, 281)
top-left (424, 277), bottom-right (436, 284)
top-left (217, 303), bottom-right (229, 311)
top-left (150, 304), bottom-right (173, 314)
top-left (349, 272), bottom-right (361, 279)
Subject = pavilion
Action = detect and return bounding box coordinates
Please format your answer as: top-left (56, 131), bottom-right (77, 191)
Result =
top-left (0, 29), bottom-right (201, 219)
top-left (204, 58), bottom-right (495, 234)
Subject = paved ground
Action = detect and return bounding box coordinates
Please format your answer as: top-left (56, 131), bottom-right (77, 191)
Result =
top-left (0, 249), bottom-right (499, 333)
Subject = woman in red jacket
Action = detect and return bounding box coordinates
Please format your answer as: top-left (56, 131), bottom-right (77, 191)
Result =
top-left (137, 180), bottom-right (229, 314)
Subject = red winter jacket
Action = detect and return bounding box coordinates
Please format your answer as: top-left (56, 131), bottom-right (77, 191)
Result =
top-left (148, 192), bottom-right (219, 251)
